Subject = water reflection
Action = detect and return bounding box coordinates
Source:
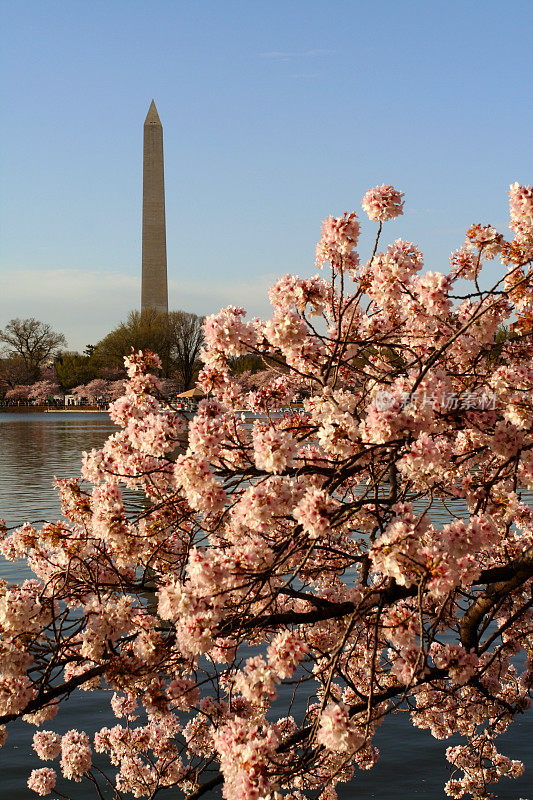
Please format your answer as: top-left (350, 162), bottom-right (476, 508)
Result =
top-left (0, 412), bottom-right (120, 522)
top-left (0, 413), bottom-right (122, 584)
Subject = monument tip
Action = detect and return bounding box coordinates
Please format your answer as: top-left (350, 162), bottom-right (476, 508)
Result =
top-left (145, 100), bottom-right (161, 125)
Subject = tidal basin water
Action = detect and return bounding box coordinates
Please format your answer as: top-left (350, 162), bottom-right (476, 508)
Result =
top-left (0, 412), bottom-right (531, 799)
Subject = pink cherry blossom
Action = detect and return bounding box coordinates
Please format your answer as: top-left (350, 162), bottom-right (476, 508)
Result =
top-left (0, 675), bottom-right (36, 716)
top-left (213, 717), bottom-right (279, 800)
top-left (317, 702), bottom-right (364, 754)
top-left (269, 273), bottom-right (331, 316)
top-left (253, 421), bottom-right (297, 473)
top-left (509, 182), bottom-right (533, 243)
top-left (315, 212), bottom-right (360, 270)
top-left (267, 631), bottom-right (308, 679)
top-left (27, 768), bottom-right (56, 796)
top-left (361, 184), bottom-right (404, 221)
top-left (293, 487), bottom-right (336, 539)
top-left (60, 730), bottom-right (92, 781)
top-left (32, 730), bottom-right (61, 761)
top-left (203, 305), bottom-right (258, 357)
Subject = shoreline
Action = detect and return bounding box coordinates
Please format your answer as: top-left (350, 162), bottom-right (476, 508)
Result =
top-left (0, 407), bottom-right (108, 414)
top-left (44, 409), bottom-right (109, 413)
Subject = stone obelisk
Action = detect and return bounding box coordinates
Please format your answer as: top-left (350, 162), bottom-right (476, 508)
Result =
top-left (141, 100), bottom-right (168, 313)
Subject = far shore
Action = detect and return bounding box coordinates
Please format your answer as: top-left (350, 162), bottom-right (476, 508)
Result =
top-left (0, 406), bottom-right (107, 414)
top-left (44, 408), bottom-right (109, 413)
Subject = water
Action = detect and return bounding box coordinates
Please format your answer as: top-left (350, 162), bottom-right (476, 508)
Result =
top-left (0, 412), bottom-right (531, 799)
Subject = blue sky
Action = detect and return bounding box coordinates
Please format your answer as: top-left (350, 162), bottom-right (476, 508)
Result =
top-left (1, 0), bottom-right (532, 351)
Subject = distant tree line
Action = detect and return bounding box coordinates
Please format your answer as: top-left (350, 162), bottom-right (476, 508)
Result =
top-left (0, 310), bottom-right (281, 404)
top-left (0, 309), bottom-right (207, 400)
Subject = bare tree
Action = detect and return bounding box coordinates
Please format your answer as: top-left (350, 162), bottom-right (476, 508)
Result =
top-left (0, 355), bottom-right (32, 391)
top-left (0, 318), bottom-right (67, 380)
top-left (167, 310), bottom-right (204, 389)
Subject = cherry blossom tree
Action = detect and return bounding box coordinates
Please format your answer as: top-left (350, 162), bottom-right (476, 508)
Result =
top-left (1, 182), bottom-right (533, 800)
top-left (4, 384), bottom-right (32, 401)
top-left (107, 379), bottom-right (127, 400)
top-left (27, 380), bottom-right (62, 402)
top-left (72, 379), bottom-right (110, 403)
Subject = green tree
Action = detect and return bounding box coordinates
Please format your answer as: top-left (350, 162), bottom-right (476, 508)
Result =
top-left (228, 353), bottom-right (265, 375)
top-left (93, 309), bottom-right (169, 375)
top-left (54, 352), bottom-right (98, 392)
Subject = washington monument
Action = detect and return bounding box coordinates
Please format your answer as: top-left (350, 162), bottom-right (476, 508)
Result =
top-left (141, 100), bottom-right (168, 313)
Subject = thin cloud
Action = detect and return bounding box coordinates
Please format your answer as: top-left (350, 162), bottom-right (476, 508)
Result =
top-left (168, 273), bottom-right (278, 319)
top-left (260, 51), bottom-right (292, 60)
top-left (0, 268), bottom-right (139, 350)
top-left (0, 268), bottom-right (278, 351)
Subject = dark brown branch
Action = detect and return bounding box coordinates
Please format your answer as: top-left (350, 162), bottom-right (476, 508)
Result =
top-left (0, 663), bottom-right (107, 724)
top-left (461, 552), bottom-right (533, 652)
top-left (185, 774), bottom-right (223, 800)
